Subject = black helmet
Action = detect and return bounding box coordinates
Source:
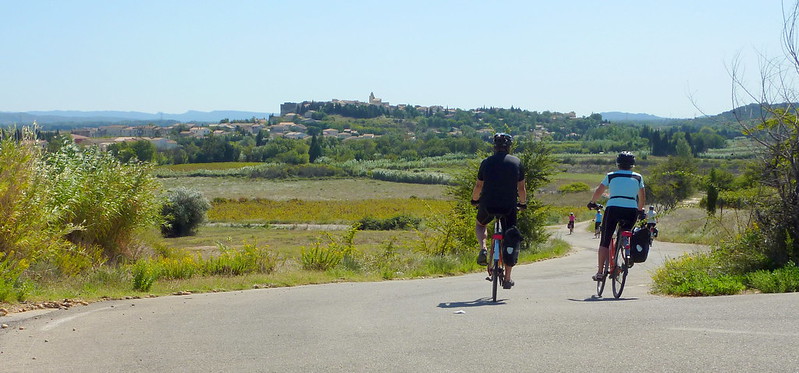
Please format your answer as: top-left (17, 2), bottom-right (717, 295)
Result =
top-left (616, 151), bottom-right (636, 167)
top-left (493, 132), bottom-right (513, 148)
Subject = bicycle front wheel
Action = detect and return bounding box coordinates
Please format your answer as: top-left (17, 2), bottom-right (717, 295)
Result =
top-left (611, 232), bottom-right (628, 299)
top-left (596, 244), bottom-right (608, 297)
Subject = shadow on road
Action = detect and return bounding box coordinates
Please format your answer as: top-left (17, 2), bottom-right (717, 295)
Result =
top-left (568, 295), bottom-right (639, 302)
top-left (437, 297), bottom-right (506, 308)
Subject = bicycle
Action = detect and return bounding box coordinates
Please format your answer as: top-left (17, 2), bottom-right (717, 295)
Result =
top-left (485, 214), bottom-right (506, 302)
top-left (595, 221), bottom-right (633, 298)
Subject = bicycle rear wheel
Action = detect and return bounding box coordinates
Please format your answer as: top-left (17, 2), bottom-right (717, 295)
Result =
top-left (611, 231), bottom-right (628, 299)
top-left (492, 260), bottom-right (500, 302)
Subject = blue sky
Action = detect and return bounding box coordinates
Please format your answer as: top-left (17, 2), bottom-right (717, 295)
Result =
top-left (0, 1), bottom-right (788, 118)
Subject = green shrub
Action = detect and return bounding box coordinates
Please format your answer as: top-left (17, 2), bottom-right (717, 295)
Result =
top-left (557, 182), bottom-right (591, 193)
top-left (358, 215), bottom-right (421, 230)
top-left (131, 243), bottom-right (277, 289)
top-left (0, 252), bottom-right (29, 302)
top-left (0, 130), bottom-right (70, 261)
top-left (301, 225), bottom-right (359, 270)
top-left (160, 256), bottom-right (200, 280)
top-left (45, 140), bottom-right (161, 259)
top-left (52, 245), bottom-right (106, 277)
top-left (651, 252), bottom-right (746, 296)
top-left (161, 187), bottom-right (211, 237)
top-left (247, 163), bottom-right (346, 179)
top-left (301, 243), bottom-right (343, 270)
top-left (205, 242), bottom-right (277, 276)
top-left (132, 259), bottom-right (159, 291)
top-left (746, 262), bottom-right (799, 293)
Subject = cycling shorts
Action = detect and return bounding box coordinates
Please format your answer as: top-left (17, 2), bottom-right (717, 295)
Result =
top-left (599, 206), bottom-right (638, 248)
top-left (476, 205), bottom-right (517, 228)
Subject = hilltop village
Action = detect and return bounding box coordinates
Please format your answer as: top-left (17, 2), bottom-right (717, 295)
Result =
top-left (62, 93), bottom-right (565, 151)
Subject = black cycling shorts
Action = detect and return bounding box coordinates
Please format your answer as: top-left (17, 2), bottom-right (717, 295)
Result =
top-left (476, 205), bottom-right (517, 228)
top-left (599, 206), bottom-right (638, 248)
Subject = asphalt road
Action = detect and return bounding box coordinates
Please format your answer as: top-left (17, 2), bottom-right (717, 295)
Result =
top-left (2, 221), bottom-right (798, 372)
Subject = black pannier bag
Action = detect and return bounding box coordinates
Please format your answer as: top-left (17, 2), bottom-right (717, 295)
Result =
top-left (502, 226), bottom-right (523, 266)
top-left (629, 227), bottom-right (651, 263)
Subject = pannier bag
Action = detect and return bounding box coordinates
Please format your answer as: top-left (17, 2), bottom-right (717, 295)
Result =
top-left (502, 226), bottom-right (523, 267)
top-left (629, 227), bottom-right (651, 263)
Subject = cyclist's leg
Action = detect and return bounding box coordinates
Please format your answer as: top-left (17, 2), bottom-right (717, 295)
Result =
top-left (596, 208), bottom-right (621, 278)
top-left (475, 205), bottom-right (491, 266)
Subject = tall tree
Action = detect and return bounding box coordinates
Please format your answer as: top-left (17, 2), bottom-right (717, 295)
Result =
top-left (729, 0), bottom-right (799, 265)
top-left (308, 134), bottom-right (322, 163)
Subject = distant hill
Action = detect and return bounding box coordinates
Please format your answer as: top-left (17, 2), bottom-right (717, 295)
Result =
top-left (0, 110), bottom-right (274, 127)
top-left (599, 112), bottom-right (675, 122)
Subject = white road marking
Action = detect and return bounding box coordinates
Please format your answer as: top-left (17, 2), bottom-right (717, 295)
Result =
top-left (671, 327), bottom-right (799, 337)
top-left (41, 307), bottom-right (107, 331)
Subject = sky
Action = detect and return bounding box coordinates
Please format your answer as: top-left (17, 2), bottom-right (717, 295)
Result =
top-left (0, 1), bottom-right (790, 118)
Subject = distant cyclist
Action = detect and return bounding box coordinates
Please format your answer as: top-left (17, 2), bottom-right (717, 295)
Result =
top-left (567, 212), bottom-right (575, 234)
top-left (587, 151), bottom-right (646, 281)
top-left (594, 208), bottom-right (603, 238)
top-left (646, 205), bottom-right (658, 230)
top-left (471, 133), bottom-right (527, 289)
top-left (647, 205), bottom-right (658, 240)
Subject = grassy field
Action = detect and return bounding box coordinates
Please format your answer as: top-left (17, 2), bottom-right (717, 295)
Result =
top-left (158, 177), bottom-right (450, 201)
top-left (147, 226), bottom-right (423, 260)
top-left (208, 198), bottom-right (452, 224)
top-left (655, 206), bottom-right (750, 245)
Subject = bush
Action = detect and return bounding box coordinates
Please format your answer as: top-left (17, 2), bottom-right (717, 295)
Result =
top-left (651, 252), bottom-right (746, 296)
top-left (301, 225), bottom-right (359, 270)
top-left (0, 130), bottom-right (70, 260)
top-left (130, 243), bottom-right (277, 289)
top-left (132, 259), bottom-right (159, 291)
top-left (357, 215), bottom-right (421, 230)
top-left (746, 262), bottom-right (799, 293)
top-left (45, 140), bottom-right (161, 259)
top-left (557, 182), bottom-right (591, 193)
top-left (161, 187), bottom-right (211, 237)
top-left (0, 252), bottom-right (29, 302)
top-left (301, 244), bottom-right (343, 270)
top-left (205, 242), bottom-right (277, 276)
top-left (2, 129), bottom-right (159, 265)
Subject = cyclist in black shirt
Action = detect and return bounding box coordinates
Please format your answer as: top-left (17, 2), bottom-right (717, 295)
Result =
top-left (471, 133), bottom-right (527, 289)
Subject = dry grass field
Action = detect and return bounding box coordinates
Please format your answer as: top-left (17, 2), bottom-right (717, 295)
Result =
top-left (158, 177), bottom-right (449, 201)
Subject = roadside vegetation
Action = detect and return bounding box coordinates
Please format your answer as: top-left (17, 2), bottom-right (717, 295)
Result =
top-left (649, 4), bottom-right (799, 296)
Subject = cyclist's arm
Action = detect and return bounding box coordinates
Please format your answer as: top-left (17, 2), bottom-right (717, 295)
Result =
top-left (471, 180), bottom-right (483, 201)
top-left (590, 183), bottom-right (606, 204)
top-left (637, 188), bottom-right (646, 210)
top-left (517, 180), bottom-right (527, 204)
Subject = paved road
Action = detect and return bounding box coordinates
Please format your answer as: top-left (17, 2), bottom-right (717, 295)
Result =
top-left (2, 221), bottom-right (798, 372)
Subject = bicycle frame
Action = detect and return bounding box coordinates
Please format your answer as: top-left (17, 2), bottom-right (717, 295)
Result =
top-left (488, 216), bottom-right (505, 302)
top-left (598, 222), bottom-right (633, 298)
top-left (491, 218), bottom-right (503, 266)
top-left (608, 229), bottom-right (632, 274)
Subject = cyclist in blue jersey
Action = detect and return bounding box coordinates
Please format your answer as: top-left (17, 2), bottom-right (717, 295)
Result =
top-left (594, 208), bottom-right (603, 238)
top-left (587, 151), bottom-right (646, 281)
